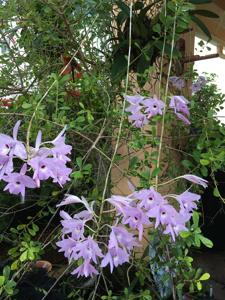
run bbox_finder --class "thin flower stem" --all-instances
[96,2,133,234]
[155,4,177,190]
[158,0,167,100]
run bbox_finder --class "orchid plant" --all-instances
[54,85,208,278]
[0,0,215,299]
[0,122,72,201]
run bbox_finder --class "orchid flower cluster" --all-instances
[125,94,190,127]
[0,121,72,200]
[169,75,207,93]
[56,174,207,278]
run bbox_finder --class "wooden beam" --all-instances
[183,53,219,63]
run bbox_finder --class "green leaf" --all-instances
[192,211,199,228]
[27,249,35,260]
[200,166,208,177]
[3,266,10,280]
[28,228,36,236]
[32,223,39,232]
[199,235,213,248]
[152,23,161,34]
[213,187,220,197]
[22,102,32,109]
[0,276,5,287]
[20,251,28,262]
[11,260,19,271]
[195,234,201,247]
[190,15,211,40]
[192,9,219,18]
[180,231,191,238]
[129,156,139,169]
[71,170,83,180]
[200,159,210,166]
[76,157,82,168]
[199,273,210,281]
[151,167,160,178]
[196,281,202,291]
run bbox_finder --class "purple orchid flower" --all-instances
[128,112,149,128]
[3,164,36,199]
[51,159,72,186]
[122,206,151,240]
[72,236,103,263]
[51,136,72,163]
[142,96,164,118]
[28,155,56,187]
[56,237,77,259]
[124,94,144,106]
[169,76,185,90]
[101,247,129,273]
[175,190,201,213]
[125,95,143,115]
[107,195,134,216]
[28,156,71,187]
[181,174,208,188]
[0,121,27,159]
[169,96,190,125]
[134,187,164,211]
[57,194,94,214]
[163,215,188,241]
[29,130,51,158]
[0,155,13,179]
[109,226,138,251]
[147,201,178,228]
[71,260,98,277]
[59,210,85,240]
[191,76,207,93]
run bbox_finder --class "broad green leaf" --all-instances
[20,251,28,262]
[213,187,220,197]
[180,231,191,238]
[0,276,5,286]
[11,260,19,271]
[22,102,32,109]
[3,266,10,280]
[200,166,208,177]
[194,234,201,247]
[199,235,213,248]
[71,170,83,180]
[192,211,199,228]
[76,157,82,168]
[199,273,210,281]
[200,159,210,166]
[196,281,202,291]
[28,228,36,236]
